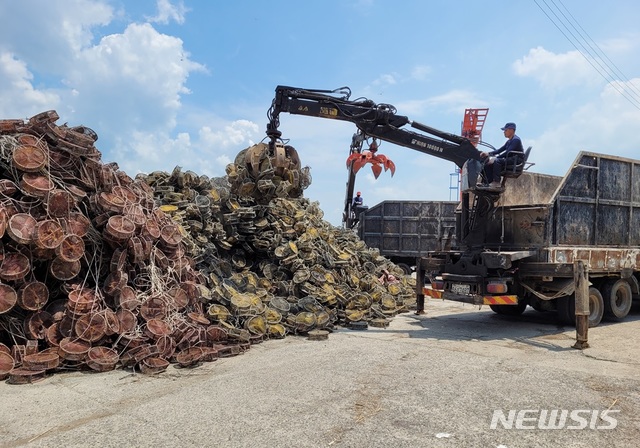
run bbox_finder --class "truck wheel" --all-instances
[602,279,633,319]
[556,287,604,327]
[489,301,527,316]
[397,263,412,275]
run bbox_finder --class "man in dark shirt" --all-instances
[353,191,363,207]
[479,122,524,191]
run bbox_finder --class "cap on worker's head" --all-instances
[356,191,361,195]
[501,122,516,131]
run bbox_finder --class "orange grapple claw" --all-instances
[345,150,396,179]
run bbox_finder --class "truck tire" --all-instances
[602,279,632,319]
[396,263,412,275]
[489,301,527,316]
[556,287,604,327]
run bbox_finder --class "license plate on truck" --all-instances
[450,283,470,295]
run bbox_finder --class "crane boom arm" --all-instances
[266,86,482,168]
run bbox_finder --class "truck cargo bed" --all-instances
[358,201,457,263]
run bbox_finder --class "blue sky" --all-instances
[1,0,640,225]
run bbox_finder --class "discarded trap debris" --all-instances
[0,112,415,384]
[307,329,329,341]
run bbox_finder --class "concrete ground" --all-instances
[2,299,639,448]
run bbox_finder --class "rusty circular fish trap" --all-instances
[140,296,168,321]
[0,283,18,314]
[58,337,91,362]
[86,346,119,372]
[112,185,139,204]
[99,308,120,336]
[45,189,75,217]
[109,248,127,272]
[144,318,172,340]
[66,212,91,238]
[49,257,81,281]
[66,287,100,315]
[205,325,228,343]
[167,285,189,310]
[269,297,291,316]
[155,334,176,359]
[0,252,31,282]
[200,347,219,362]
[74,312,107,343]
[7,367,48,384]
[45,323,63,346]
[12,144,48,172]
[174,346,204,368]
[139,357,170,375]
[22,351,60,371]
[56,234,85,262]
[34,219,65,249]
[97,192,126,214]
[123,203,146,229]
[0,178,18,197]
[116,286,141,311]
[18,281,49,312]
[187,312,210,326]
[159,223,182,249]
[120,344,156,368]
[115,308,137,334]
[7,213,37,245]
[57,315,75,338]
[104,215,135,242]
[20,173,55,197]
[132,236,151,263]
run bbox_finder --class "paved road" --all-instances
[2,300,640,448]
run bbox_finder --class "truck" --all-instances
[257,85,638,327]
[356,200,458,275]
[420,151,640,327]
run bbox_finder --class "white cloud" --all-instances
[0,52,61,117]
[52,21,208,164]
[512,46,597,89]
[112,118,260,178]
[147,0,188,25]
[0,1,113,73]
[198,120,259,149]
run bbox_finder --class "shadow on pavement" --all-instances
[353,301,640,352]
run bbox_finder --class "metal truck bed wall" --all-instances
[484,151,640,257]
[359,201,458,257]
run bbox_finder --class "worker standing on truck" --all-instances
[350,192,365,228]
[353,191,363,207]
[479,122,524,191]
